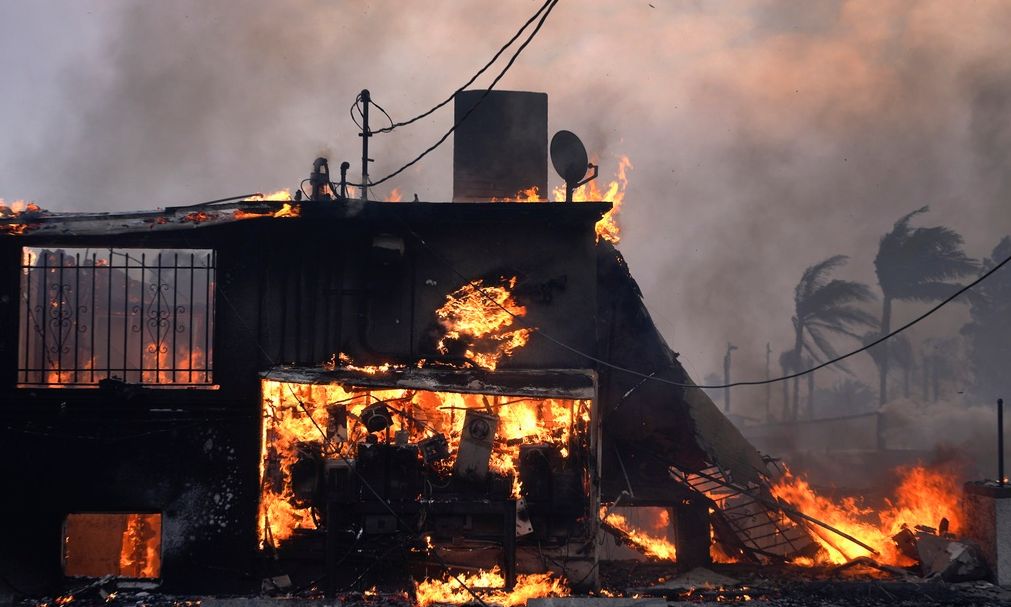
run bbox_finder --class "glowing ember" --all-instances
[602,509,677,561]
[771,465,963,565]
[552,156,632,244]
[258,379,590,546]
[435,276,532,371]
[182,211,212,223]
[415,566,569,607]
[0,198,43,235]
[325,352,403,375]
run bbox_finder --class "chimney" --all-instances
[453,90,548,202]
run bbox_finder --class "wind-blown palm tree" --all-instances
[873,207,978,405]
[788,255,878,420]
[863,332,913,400]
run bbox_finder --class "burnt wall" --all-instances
[0,201,605,595]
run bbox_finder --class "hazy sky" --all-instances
[2,1,1010,417]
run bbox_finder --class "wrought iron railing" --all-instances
[18,247,215,386]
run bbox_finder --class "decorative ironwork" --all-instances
[18,247,215,386]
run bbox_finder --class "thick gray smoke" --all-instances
[2,1,1010,430]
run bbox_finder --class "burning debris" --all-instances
[415,567,570,607]
[600,510,677,562]
[770,465,964,567]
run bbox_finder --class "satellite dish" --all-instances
[550,130,589,184]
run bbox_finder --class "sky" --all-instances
[2,0,1010,420]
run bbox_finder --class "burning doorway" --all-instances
[258,366,600,590]
[62,513,162,579]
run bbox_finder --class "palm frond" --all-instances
[796,255,849,307]
[898,281,966,303]
[806,326,852,375]
[812,304,879,330]
[798,279,876,320]
[807,320,866,341]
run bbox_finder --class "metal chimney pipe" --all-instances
[999,397,1005,486]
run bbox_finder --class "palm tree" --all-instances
[863,332,914,400]
[789,255,878,420]
[778,350,794,420]
[873,207,978,405]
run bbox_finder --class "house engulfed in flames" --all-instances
[0,91,825,597]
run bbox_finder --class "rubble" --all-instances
[915,532,989,582]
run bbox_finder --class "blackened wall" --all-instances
[0,201,605,595]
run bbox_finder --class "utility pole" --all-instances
[723,342,737,414]
[359,89,371,201]
[765,342,771,422]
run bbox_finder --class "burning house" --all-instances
[0,91,1003,602]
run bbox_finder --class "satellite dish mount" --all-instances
[550,130,598,203]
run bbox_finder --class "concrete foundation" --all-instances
[962,481,1011,587]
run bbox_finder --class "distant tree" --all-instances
[863,332,914,400]
[778,350,793,421]
[873,207,978,405]
[812,379,876,417]
[789,256,878,421]
[962,236,1011,400]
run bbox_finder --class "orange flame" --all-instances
[234,191,299,220]
[117,513,162,578]
[491,187,544,202]
[385,188,403,202]
[552,156,632,244]
[415,566,569,607]
[602,509,677,561]
[771,465,963,565]
[244,190,293,202]
[435,277,532,371]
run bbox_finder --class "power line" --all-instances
[396,217,1011,390]
[356,0,561,189]
[371,0,555,135]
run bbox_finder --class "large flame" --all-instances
[258,378,590,546]
[771,465,963,565]
[602,509,677,561]
[552,156,632,244]
[435,276,532,371]
[415,566,569,607]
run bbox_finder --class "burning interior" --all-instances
[257,366,598,590]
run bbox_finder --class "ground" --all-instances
[9,562,1011,607]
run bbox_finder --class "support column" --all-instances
[674,496,711,569]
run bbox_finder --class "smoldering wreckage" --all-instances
[1,91,1009,607]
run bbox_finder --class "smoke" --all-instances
[2,1,1011,426]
